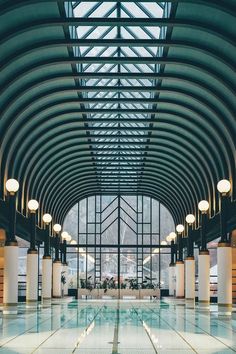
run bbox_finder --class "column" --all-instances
[198,250,210,308]
[26,250,38,304]
[26,201,39,304]
[63,264,68,296]
[198,202,210,309]
[169,264,175,296]
[53,261,62,298]
[217,243,232,314]
[42,215,52,300]
[217,187,232,315]
[185,218,195,302]
[176,261,184,298]
[53,227,62,298]
[42,256,52,299]
[3,243,18,314]
[176,229,184,298]
[169,240,175,296]
[62,239,68,296]
[185,257,195,300]
[4,180,19,314]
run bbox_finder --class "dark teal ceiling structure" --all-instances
[0,0,235,227]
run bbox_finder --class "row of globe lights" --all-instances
[57,179,230,263]
[40,216,88,254]
[41,215,88,257]
[6,178,231,245]
[6,179,76,244]
[165,179,231,242]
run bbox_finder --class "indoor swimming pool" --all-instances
[0,300,235,354]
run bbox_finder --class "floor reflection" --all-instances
[0,299,235,353]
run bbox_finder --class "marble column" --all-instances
[176,261,185,298]
[3,243,18,314]
[198,250,210,309]
[185,257,195,300]
[169,263,175,296]
[26,250,38,303]
[53,261,63,298]
[42,256,52,300]
[217,243,232,314]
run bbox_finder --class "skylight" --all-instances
[65,1,171,192]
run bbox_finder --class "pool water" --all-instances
[0,299,235,353]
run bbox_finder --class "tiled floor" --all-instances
[0,299,235,354]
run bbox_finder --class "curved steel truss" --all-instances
[0,0,235,225]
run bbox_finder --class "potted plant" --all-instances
[102,278,109,294]
[127,278,139,290]
[86,275,94,292]
[79,276,94,299]
[121,282,127,289]
[61,271,66,298]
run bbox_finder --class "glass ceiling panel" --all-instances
[66,1,170,191]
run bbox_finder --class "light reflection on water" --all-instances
[0,300,235,354]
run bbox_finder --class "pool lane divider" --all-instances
[112,301,120,354]
[31,303,101,353]
[72,304,104,353]
[132,305,158,354]
[166,304,236,351]
[143,303,198,354]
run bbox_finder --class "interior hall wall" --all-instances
[231,230,236,304]
[0,229,6,304]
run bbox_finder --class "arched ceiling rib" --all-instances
[0,0,235,225]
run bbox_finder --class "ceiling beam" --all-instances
[19,108,162,115]
[20,38,198,47]
[2,17,232,46]
[16,86,172,93]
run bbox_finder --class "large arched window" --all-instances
[64,195,174,290]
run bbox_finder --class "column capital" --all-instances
[27,249,38,254]
[199,250,209,255]
[43,255,52,259]
[5,240,18,246]
[53,259,61,264]
[218,242,231,247]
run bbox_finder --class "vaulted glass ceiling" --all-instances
[66,1,171,192]
[0,1,235,226]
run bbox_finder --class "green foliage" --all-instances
[61,271,66,285]
[102,277,116,293]
[80,276,93,291]
[126,278,139,290]
[121,282,127,289]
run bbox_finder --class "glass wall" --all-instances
[63,195,175,290]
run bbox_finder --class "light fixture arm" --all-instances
[187,223,194,257]
[54,233,61,261]
[220,194,228,243]
[177,232,183,261]
[29,212,37,252]
[200,212,207,251]
[44,223,51,257]
[170,240,175,264]
[63,239,67,264]
[7,193,17,245]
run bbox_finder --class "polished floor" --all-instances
[0,299,235,354]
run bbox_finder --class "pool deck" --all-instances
[0,299,235,354]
